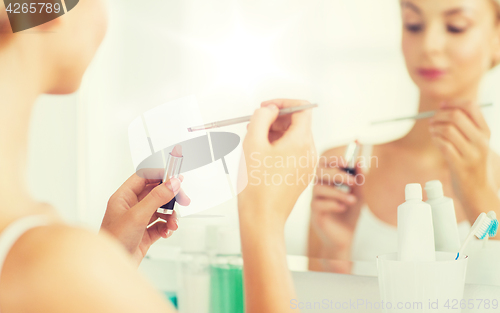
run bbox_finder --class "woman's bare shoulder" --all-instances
[1,224,173,313]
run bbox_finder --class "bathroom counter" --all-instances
[140,248,500,313]
[293,270,500,313]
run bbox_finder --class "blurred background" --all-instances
[27,0,500,256]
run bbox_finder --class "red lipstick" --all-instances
[418,68,446,80]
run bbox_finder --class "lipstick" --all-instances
[337,140,361,193]
[157,145,183,214]
[418,68,446,80]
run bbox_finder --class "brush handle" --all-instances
[483,234,489,248]
[456,232,474,260]
[371,103,493,125]
[188,103,318,131]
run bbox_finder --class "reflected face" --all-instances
[401,0,500,99]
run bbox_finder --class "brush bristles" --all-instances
[475,217,492,240]
[489,220,499,237]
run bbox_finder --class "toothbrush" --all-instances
[483,211,499,248]
[455,213,493,260]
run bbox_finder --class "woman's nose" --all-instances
[422,22,446,57]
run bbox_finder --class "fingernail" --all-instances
[165,177,181,193]
[166,230,173,237]
[348,195,357,203]
[175,218,179,227]
[266,104,279,111]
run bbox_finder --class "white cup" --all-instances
[377,252,468,313]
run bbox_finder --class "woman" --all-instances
[0,0,316,311]
[309,0,500,266]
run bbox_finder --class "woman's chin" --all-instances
[415,81,460,100]
[45,78,82,95]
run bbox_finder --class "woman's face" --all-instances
[401,0,500,99]
[47,0,108,94]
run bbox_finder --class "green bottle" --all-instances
[209,228,244,313]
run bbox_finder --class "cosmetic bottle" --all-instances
[397,183,436,261]
[424,180,461,253]
[178,227,210,313]
[209,228,244,313]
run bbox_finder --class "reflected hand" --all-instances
[430,100,500,221]
[310,152,365,260]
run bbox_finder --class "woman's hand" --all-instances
[101,173,190,266]
[237,99,316,313]
[309,150,365,261]
[238,99,317,229]
[430,100,500,222]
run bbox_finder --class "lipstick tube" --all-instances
[157,152,183,214]
[337,140,361,193]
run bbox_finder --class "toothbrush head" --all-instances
[487,211,498,237]
[471,213,493,240]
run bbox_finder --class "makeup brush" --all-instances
[371,103,493,125]
[187,103,318,132]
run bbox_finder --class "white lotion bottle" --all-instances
[425,180,461,253]
[398,183,436,261]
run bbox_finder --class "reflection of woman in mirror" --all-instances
[309,0,500,269]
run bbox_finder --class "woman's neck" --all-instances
[0,46,46,217]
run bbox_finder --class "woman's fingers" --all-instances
[430,123,470,157]
[313,184,357,205]
[261,101,291,132]
[175,188,191,206]
[431,108,482,143]
[247,105,280,143]
[137,183,157,202]
[148,210,179,241]
[164,210,179,231]
[311,198,348,214]
[261,99,313,142]
[431,135,461,164]
[128,178,181,226]
[147,221,171,241]
[441,101,490,134]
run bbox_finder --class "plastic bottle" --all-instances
[424,180,461,253]
[178,226,210,313]
[397,183,436,261]
[209,228,244,313]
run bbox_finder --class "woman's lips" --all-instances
[418,68,447,80]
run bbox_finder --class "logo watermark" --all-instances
[3,0,79,33]
[290,298,499,311]
[248,151,378,187]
